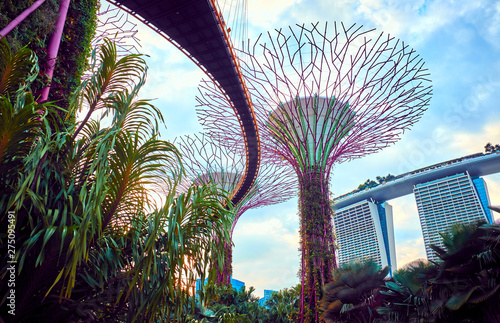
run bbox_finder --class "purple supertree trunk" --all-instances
[197,22,432,321]
[39,0,71,102]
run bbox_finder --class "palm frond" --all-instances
[102,129,181,230]
[0,37,39,98]
[71,38,147,139]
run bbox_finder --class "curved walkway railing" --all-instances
[108,0,261,206]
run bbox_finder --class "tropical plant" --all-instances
[428,221,500,322]
[66,183,233,322]
[199,285,269,322]
[211,286,258,312]
[484,142,500,153]
[265,284,300,322]
[378,260,439,322]
[193,284,303,322]
[379,221,500,323]
[218,312,252,323]
[357,179,378,191]
[320,259,389,323]
[0,38,50,211]
[0,39,233,322]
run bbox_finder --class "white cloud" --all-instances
[395,237,427,268]
[450,118,500,153]
[246,0,303,30]
[389,195,427,268]
[354,0,494,46]
[142,67,204,101]
[391,196,419,232]
[232,204,300,297]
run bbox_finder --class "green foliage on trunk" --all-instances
[299,171,336,321]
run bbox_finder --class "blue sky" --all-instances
[103,0,500,297]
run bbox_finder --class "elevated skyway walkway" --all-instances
[108,0,260,206]
[333,152,500,210]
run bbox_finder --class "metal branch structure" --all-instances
[176,134,297,286]
[93,4,140,56]
[198,22,432,321]
[108,0,261,208]
[81,5,141,81]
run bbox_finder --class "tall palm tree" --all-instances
[320,259,389,323]
[0,39,233,322]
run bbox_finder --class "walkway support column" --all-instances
[39,0,71,102]
[0,0,47,38]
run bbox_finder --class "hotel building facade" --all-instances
[333,199,397,274]
[414,172,493,261]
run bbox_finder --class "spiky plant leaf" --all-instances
[0,37,38,98]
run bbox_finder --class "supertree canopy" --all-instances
[197,22,432,322]
[92,4,140,57]
[175,134,297,286]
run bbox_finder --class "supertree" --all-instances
[197,22,432,321]
[175,134,297,286]
[92,4,140,56]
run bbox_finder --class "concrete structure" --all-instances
[334,200,396,274]
[332,152,499,263]
[414,172,493,261]
[333,152,500,210]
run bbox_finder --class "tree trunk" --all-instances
[215,239,232,287]
[298,170,336,322]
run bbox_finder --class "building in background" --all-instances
[230,278,245,291]
[334,199,397,274]
[332,152,500,265]
[196,277,245,293]
[259,289,277,307]
[414,172,493,261]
